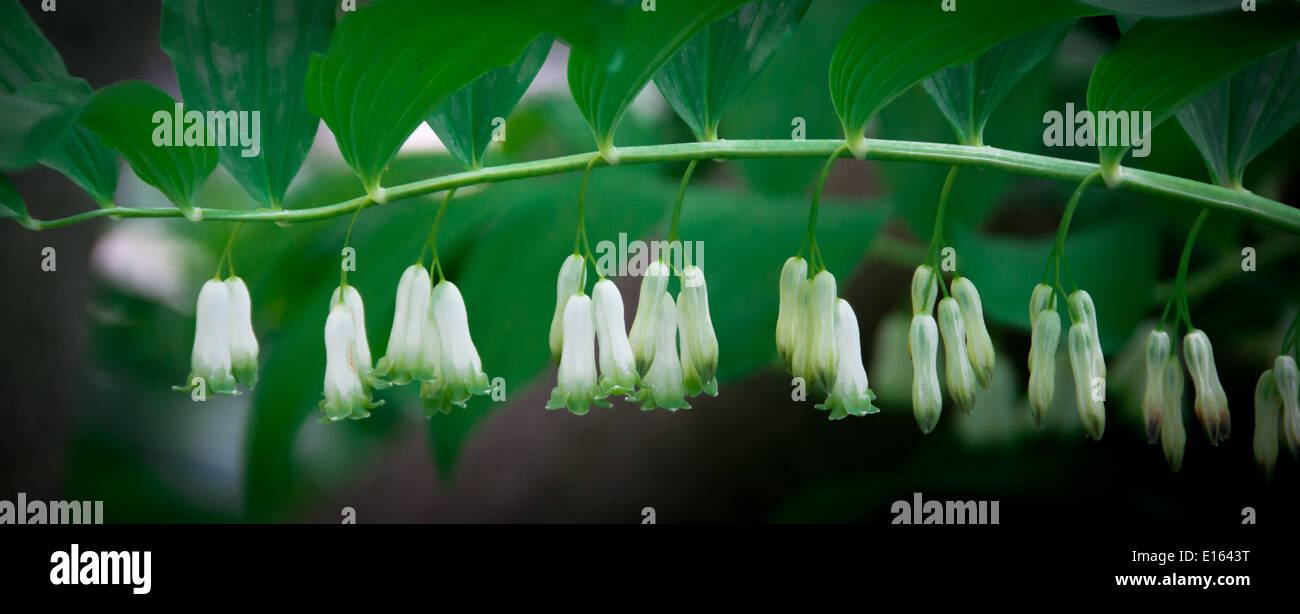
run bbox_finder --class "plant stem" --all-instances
[339,201,364,289]
[1172,209,1211,331]
[665,159,698,244]
[427,187,458,282]
[215,221,244,279]
[801,144,849,272]
[20,139,1300,235]
[575,154,600,287]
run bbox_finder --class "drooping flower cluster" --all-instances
[1138,329,1188,471]
[320,293,382,422]
[905,265,994,432]
[546,254,719,414]
[176,276,259,397]
[777,257,878,420]
[1066,290,1106,440]
[1252,355,1299,478]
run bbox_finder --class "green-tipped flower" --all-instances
[815,299,879,419]
[792,270,838,392]
[549,253,586,362]
[1068,322,1105,440]
[546,294,609,415]
[909,313,942,433]
[629,293,690,411]
[1028,307,1061,429]
[1275,355,1299,459]
[1183,329,1229,445]
[1254,369,1281,479]
[178,279,238,396]
[1067,290,1105,378]
[376,264,433,385]
[938,297,978,413]
[420,280,491,414]
[319,302,382,422]
[225,276,259,389]
[629,260,671,373]
[678,266,719,397]
[330,284,386,392]
[1160,356,1186,472]
[592,279,638,396]
[951,276,994,390]
[1141,330,1171,444]
[1028,283,1054,329]
[776,256,808,370]
[911,264,938,315]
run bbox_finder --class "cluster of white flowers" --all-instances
[905,265,994,432]
[1138,327,1237,471]
[776,257,878,420]
[547,254,718,414]
[175,276,259,397]
[1252,355,1298,478]
[1026,283,1108,440]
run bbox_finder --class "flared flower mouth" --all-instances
[546,294,608,415]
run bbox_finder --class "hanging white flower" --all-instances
[421,279,491,414]
[376,265,434,385]
[1160,356,1186,472]
[938,297,978,413]
[1254,369,1281,479]
[177,279,238,396]
[1141,330,1171,444]
[1027,307,1060,429]
[319,302,382,422]
[1273,355,1299,459]
[1068,321,1106,440]
[950,277,994,390]
[776,256,808,370]
[224,276,259,389]
[792,270,837,391]
[629,292,690,411]
[592,279,638,396]
[815,299,878,419]
[678,265,719,397]
[629,260,671,373]
[1183,329,1229,445]
[549,253,586,362]
[546,294,608,414]
[909,313,942,433]
[330,284,385,392]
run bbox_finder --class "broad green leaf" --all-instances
[1175,44,1300,189]
[921,21,1074,146]
[653,0,811,141]
[0,0,118,207]
[0,78,86,168]
[426,35,552,170]
[161,0,335,209]
[1087,5,1300,186]
[567,0,749,163]
[1077,0,1239,16]
[829,0,1094,158]
[0,172,28,222]
[79,80,218,220]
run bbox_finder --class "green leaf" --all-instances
[161,0,335,209]
[829,0,1095,158]
[921,21,1074,146]
[1076,0,1238,16]
[1087,5,1300,186]
[566,0,749,163]
[79,80,218,220]
[0,78,86,168]
[1174,44,1300,189]
[426,35,552,170]
[0,0,69,88]
[653,0,811,142]
[0,172,29,222]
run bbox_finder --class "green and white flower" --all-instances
[1067,290,1105,378]
[178,279,238,396]
[1254,369,1281,479]
[1183,329,1229,445]
[1141,330,1171,444]
[330,284,385,392]
[592,279,639,396]
[909,313,942,433]
[1160,356,1186,472]
[376,264,433,385]
[319,301,382,422]
[1068,321,1106,440]
[950,277,994,390]
[549,253,586,362]
[546,294,608,415]
[776,256,808,371]
[225,276,259,390]
[1027,307,1060,429]
[420,280,491,414]
[678,265,718,397]
[1274,355,1299,459]
[910,264,938,315]
[815,299,878,420]
[629,260,671,373]
[792,270,838,392]
[629,292,690,411]
[938,297,977,413]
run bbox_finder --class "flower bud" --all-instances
[951,276,995,389]
[224,276,259,390]
[549,254,586,362]
[545,295,608,415]
[1028,283,1054,329]
[678,266,719,397]
[1068,323,1105,440]
[815,299,879,419]
[793,270,838,391]
[910,264,938,315]
[629,293,690,411]
[1274,355,1300,459]
[319,303,382,422]
[629,260,671,373]
[376,265,433,385]
[938,297,977,413]
[592,279,639,396]
[1254,369,1281,479]
[1027,308,1061,429]
[1160,357,1186,472]
[776,256,808,370]
[179,279,238,396]
[1067,290,1105,378]
[1141,330,1171,444]
[420,280,491,414]
[909,314,942,433]
[1183,329,1229,445]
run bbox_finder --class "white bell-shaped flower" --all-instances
[629,292,690,411]
[1068,322,1106,440]
[421,279,491,414]
[1254,369,1281,479]
[1274,355,1299,459]
[329,284,385,392]
[938,297,978,413]
[629,260,671,373]
[224,276,259,389]
[592,279,638,395]
[792,270,837,392]
[1027,307,1060,429]
[950,277,994,390]
[178,279,238,396]
[376,264,433,385]
[549,253,586,362]
[776,256,808,370]
[1141,330,1171,444]
[546,294,609,415]
[815,299,878,419]
[678,265,719,397]
[319,302,382,422]
[1183,329,1230,445]
[1160,356,1186,472]
[909,313,942,433]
